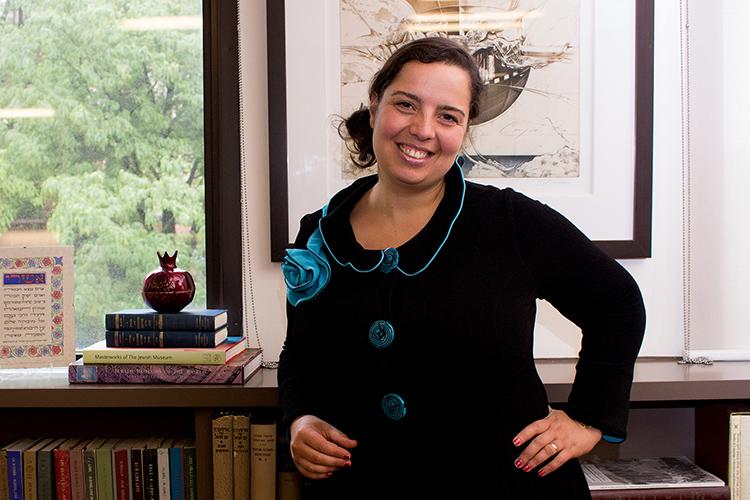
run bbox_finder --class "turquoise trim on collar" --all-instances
[318,158,466,276]
[602,434,625,443]
[395,165,466,277]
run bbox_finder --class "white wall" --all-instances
[238,1,734,362]
[686,1,750,355]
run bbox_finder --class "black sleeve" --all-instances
[277,210,323,432]
[507,190,646,441]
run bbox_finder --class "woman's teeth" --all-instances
[399,145,430,159]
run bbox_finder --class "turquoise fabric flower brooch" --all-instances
[282,227,331,306]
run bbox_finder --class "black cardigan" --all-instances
[278,164,646,499]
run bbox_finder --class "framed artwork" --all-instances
[267,0,653,261]
[0,246,75,368]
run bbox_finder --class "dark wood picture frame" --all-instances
[267,0,654,261]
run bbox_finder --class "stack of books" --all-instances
[0,436,197,500]
[69,309,262,385]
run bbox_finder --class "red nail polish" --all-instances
[345,461,352,467]
[523,465,532,472]
[513,438,521,446]
[538,469,546,477]
[514,459,523,468]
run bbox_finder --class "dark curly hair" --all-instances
[338,37,483,168]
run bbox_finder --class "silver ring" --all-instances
[549,442,559,452]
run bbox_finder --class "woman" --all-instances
[278,37,645,499]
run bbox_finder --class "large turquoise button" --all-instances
[369,320,394,349]
[382,393,406,421]
[379,248,399,273]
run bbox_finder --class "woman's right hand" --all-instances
[289,415,358,479]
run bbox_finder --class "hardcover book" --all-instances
[156,439,170,500]
[182,440,197,500]
[81,337,247,365]
[232,415,250,500]
[69,347,262,384]
[212,415,233,500]
[129,437,150,500]
[24,438,54,500]
[0,448,8,500]
[582,456,725,491]
[729,412,750,500]
[167,438,187,500]
[250,422,277,500]
[54,437,82,500]
[141,438,163,500]
[111,439,133,500]
[94,437,118,500]
[590,486,730,499]
[105,327,228,348]
[3,438,41,500]
[37,438,67,500]
[69,438,93,500]
[104,309,228,332]
[84,437,108,500]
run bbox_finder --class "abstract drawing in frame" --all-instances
[339,0,581,180]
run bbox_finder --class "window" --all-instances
[0,0,241,348]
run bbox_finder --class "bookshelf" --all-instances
[0,358,748,498]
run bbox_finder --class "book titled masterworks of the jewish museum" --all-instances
[69,347,262,384]
[81,336,247,365]
[0,246,75,367]
[582,456,725,491]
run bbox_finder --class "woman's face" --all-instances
[369,61,471,190]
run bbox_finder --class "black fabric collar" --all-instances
[318,161,466,276]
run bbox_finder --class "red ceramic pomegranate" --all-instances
[142,251,196,313]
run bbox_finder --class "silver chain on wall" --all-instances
[678,0,711,365]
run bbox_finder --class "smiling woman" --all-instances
[278,37,645,499]
[0,0,243,348]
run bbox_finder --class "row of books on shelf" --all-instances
[69,309,263,385]
[0,436,196,500]
[211,413,302,500]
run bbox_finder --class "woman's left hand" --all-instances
[512,408,602,477]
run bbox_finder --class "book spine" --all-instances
[95,448,114,500]
[590,488,730,499]
[232,416,250,500]
[83,450,98,500]
[181,445,196,500]
[105,330,221,348]
[23,448,37,500]
[54,448,73,500]
[130,448,144,500]
[156,447,169,500]
[69,447,86,500]
[82,349,229,366]
[6,451,22,500]
[250,423,277,500]
[36,450,55,500]
[212,416,234,500]
[112,450,131,500]
[141,449,158,500]
[277,471,303,500]
[68,363,246,385]
[0,451,9,500]
[104,315,216,331]
[168,447,184,500]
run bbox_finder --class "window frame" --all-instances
[203,0,243,335]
